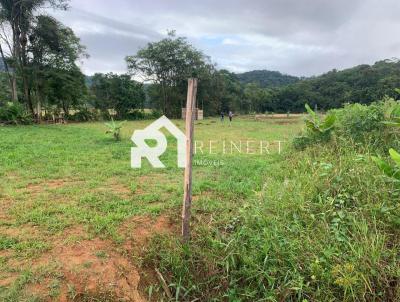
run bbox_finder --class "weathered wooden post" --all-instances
[182,78,197,242]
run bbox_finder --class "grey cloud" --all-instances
[50,0,400,76]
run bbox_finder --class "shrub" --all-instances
[372,148,400,183]
[293,104,336,150]
[332,102,385,142]
[68,108,98,122]
[124,110,146,120]
[104,118,125,141]
[0,102,32,125]
[124,109,163,120]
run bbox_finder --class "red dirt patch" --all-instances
[0,274,18,287]
[30,238,145,302]
[22,179,82,195]
[0,198,14,221]
[121,215,177,250]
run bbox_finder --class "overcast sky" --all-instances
[51,0,400,77]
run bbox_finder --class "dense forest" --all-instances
[236,69,300,88]
[1,0,400,123]
[267,59,400,112]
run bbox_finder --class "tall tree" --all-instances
[126,31,212,117]
[0,0,69,114]
[29,14,87,120]
[91,73,145,118]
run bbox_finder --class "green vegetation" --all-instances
[293,104,336,149]
[0,99,399,300]
[90,73,145,119]
[0,0,87,117]
[3,2,400,123]
[1,2,400,300]
[143,100,400,301]
[104,118,125,141]
[0,117,298,300]
[372,148,400,182]
[237,69,300,88]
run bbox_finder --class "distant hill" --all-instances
[236,70,300,88]
[267,59,400,113]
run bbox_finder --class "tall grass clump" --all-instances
[145,99,400,301]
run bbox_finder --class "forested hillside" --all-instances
[239,59,400,113]
[236,69,300,87]
[271,59,400,112]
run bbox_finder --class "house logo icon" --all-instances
[131,116,186,168]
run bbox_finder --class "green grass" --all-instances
[0,114,398,301]
[0,116,301,300]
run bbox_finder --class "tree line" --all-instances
[1,2,400,123]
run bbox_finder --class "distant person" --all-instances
[229,111,233,123]
[220,111,224,122]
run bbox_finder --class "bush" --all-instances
[68,108,98,122]
[332,102,385,142]
[293,104,336,150]
[123,109,163,120]
[124,110,146,120]
[293,101,399,151]
[0,102,32,125]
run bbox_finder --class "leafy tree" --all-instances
[44,66,87,116]
[28,15,87,119]
[0,0,72,115]
[91,73,145,118]
[126,31,212,117]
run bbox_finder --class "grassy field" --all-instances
[0,116,302,301]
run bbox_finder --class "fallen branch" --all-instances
[155,268,173,299]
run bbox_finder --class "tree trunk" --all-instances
[20,31,34,116]
[0,44,18,102]
[161,82,168,116]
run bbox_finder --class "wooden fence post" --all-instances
[182,78,197,242]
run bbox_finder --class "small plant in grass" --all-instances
[293,103,336,149]
[304,103,336,137]
[104,118,125,141]
[372,148,400,182]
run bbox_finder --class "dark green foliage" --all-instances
[0,102,32,124]
[126,31,214,118]
[0,72,10,102]
[270,59,400,112]
[124,109,162,120]
[44,67,88,116]
[68,108,98,122]
[91,73,145,119]
[237,69,300,88]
